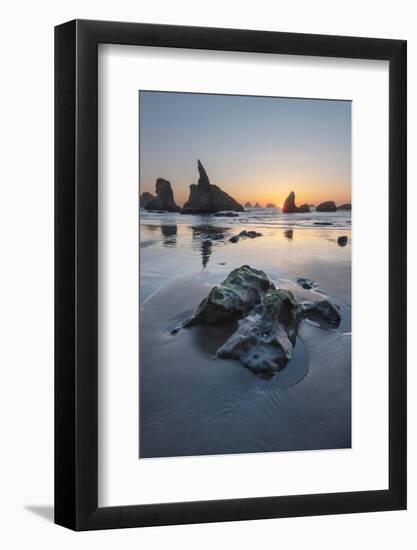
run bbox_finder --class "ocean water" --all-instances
[139,207,351,458]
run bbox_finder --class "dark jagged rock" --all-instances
[297,277,315,290]
[337,236,348,246]
[300,299,341,328]
[217,292,341,374]
[182,160,244,214]
[316,201,337,212]
[282,192,297,213]
[229,230,262,243]
[284,229,293,239]
[182,266,342,374]
[140,191,155,208]
[266,203,277,208]
[185,265,275,326]
[338,203,352,211]
[254,202,261,208]
[213,211,239,217]
[282,191,310,213]
[217,289,300,373]
[244,201,253,208]
[239,230,262,238]
[145,178,181,212]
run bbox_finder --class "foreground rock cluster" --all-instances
[183,265,341,375]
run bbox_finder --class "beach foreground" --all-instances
[139,208,351,458]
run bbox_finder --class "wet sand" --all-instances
[139,212,351,458]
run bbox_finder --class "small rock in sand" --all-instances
[297,277,315,290]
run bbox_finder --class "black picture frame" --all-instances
[55,19,407,531]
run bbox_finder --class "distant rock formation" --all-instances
[145,178,181,212]
[338,203,352,211]
[244,201,253,208]
[182,160,244,214]
[266,203,277,208]
[282,191,310,213]
[213,212,239,217]
[140,191,155,208]
[254,202,261,208]
[316,201,337,212]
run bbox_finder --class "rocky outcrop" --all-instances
[282,191,310,213]
[217,289,300,373]
[244,201,253,208]
[140,192,155,208]
[181,160,244,214]
[337,236,348,246]
[254,202,261,208]
[266,203,277,208]
[301,299,341,328]
[185,265,274,326]
[297,277,315,289]
[338,203,351,211]
[183,265,341,375]
[229,230,262,243]
[316,201,337,212]
[145,178,181,212]
[217,289,341,374]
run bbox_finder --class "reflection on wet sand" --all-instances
[201,240,212,268]
[161,224,177,247]
[191,225,229,240]
[191,225,230,268]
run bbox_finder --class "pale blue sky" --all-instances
[139,91,351,207]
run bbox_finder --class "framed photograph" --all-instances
[55,20,407,530]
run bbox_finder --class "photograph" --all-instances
[139,91,352,459]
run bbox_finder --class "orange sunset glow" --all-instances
[139,92,351,207]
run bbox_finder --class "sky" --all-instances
[139,91,351,207]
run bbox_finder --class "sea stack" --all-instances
[282,191,310,213]
[316,201,337,212]
[266,203,277,208]
[244,201,253,208]
[254,202,261,208]
[182,160,244,214]
[140,191,155,208]
[145,178,181,212]
[338,203,352,211]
